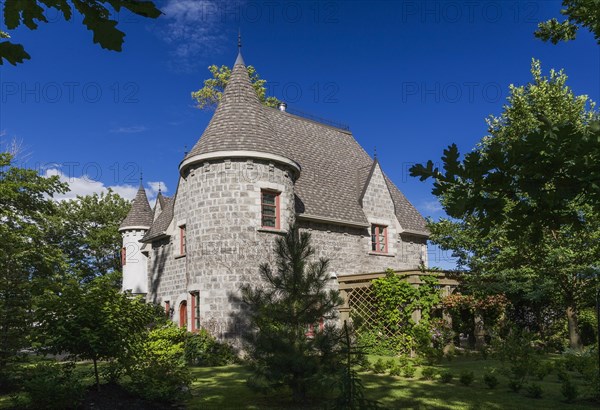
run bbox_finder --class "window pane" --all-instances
[371,225,387,252]
[261,191,279,228]
[262,206,275,216]
[262,217,276,227]
[262,193,276,205]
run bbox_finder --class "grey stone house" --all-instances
[119,50,431,337]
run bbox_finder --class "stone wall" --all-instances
[297,162,425,277]
[297,221,425,278]
[146,236,187,318]
[169,158,295,337]
[145,158,427,339]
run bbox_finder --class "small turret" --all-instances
[119,180,153,294]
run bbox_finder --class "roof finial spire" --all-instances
[234,31,245,66]
[158,182,162,194]
[139,171,143,184]
[373,146,377,160]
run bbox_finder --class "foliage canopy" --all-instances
[410,60,600,349]
[0,0,162,65]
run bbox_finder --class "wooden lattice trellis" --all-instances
[337,269,459,332]
[347,285,379,332]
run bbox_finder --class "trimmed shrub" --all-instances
[389,363,403,376]
[402,365,416,378]
[126,325,191,403]
[372,358,387,374]
[557,367,570,383]
[23,361,85,409]
[561,378,579,402]
[421,367,438,380]
[439,371,453,383]
[526,382,543,398]
[483,372,499,389]
[185,328,236,367]
[534,361,553,381]
[459,370,475,386]
[397,355,410,368]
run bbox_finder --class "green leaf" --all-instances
[0,40,31,65]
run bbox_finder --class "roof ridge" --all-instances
[265,105,352,134]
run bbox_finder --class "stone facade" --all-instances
[120,51,429,338]
[141,159,425,338]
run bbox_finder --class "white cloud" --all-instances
[148,181,168,195]
[160,0,229,71]
[110,125,147,134]
[45,168,167,205]
[422,200,443,213]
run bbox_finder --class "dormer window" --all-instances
[261,190,280,229]
[371,224,388,253]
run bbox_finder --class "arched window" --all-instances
[179,301,187,329]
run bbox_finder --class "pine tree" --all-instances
[240,224,343,403]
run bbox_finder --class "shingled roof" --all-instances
[143,50,427,239]
[119,183,153,231]
[264,108,428,233]
[142,195,174,241]
[184,51,291,161]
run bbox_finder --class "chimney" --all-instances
[278,102,287,112]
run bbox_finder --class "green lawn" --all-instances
[2,356,598,409]
[188,356,599,409]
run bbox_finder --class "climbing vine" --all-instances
[353,269,443,356]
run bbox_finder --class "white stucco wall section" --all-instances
[121,229,149,294]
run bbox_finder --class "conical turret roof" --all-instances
[119,183,153,231]
[182,51,292,168]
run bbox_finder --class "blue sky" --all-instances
[1,0,599,268]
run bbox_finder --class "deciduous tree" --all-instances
[56,190,130,283]
[0,152,67,370]
[36,272,163,389]
[410,60,600,349]
[535,0,600,45]
[191,64,282,110]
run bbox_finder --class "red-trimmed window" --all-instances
[179,301,187,329]
[190,291,200,332]
[261,190,280,229]
[371,224,388,253]
[121,247,126,266]
[180,225,186,255]
[165,301,170,318]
